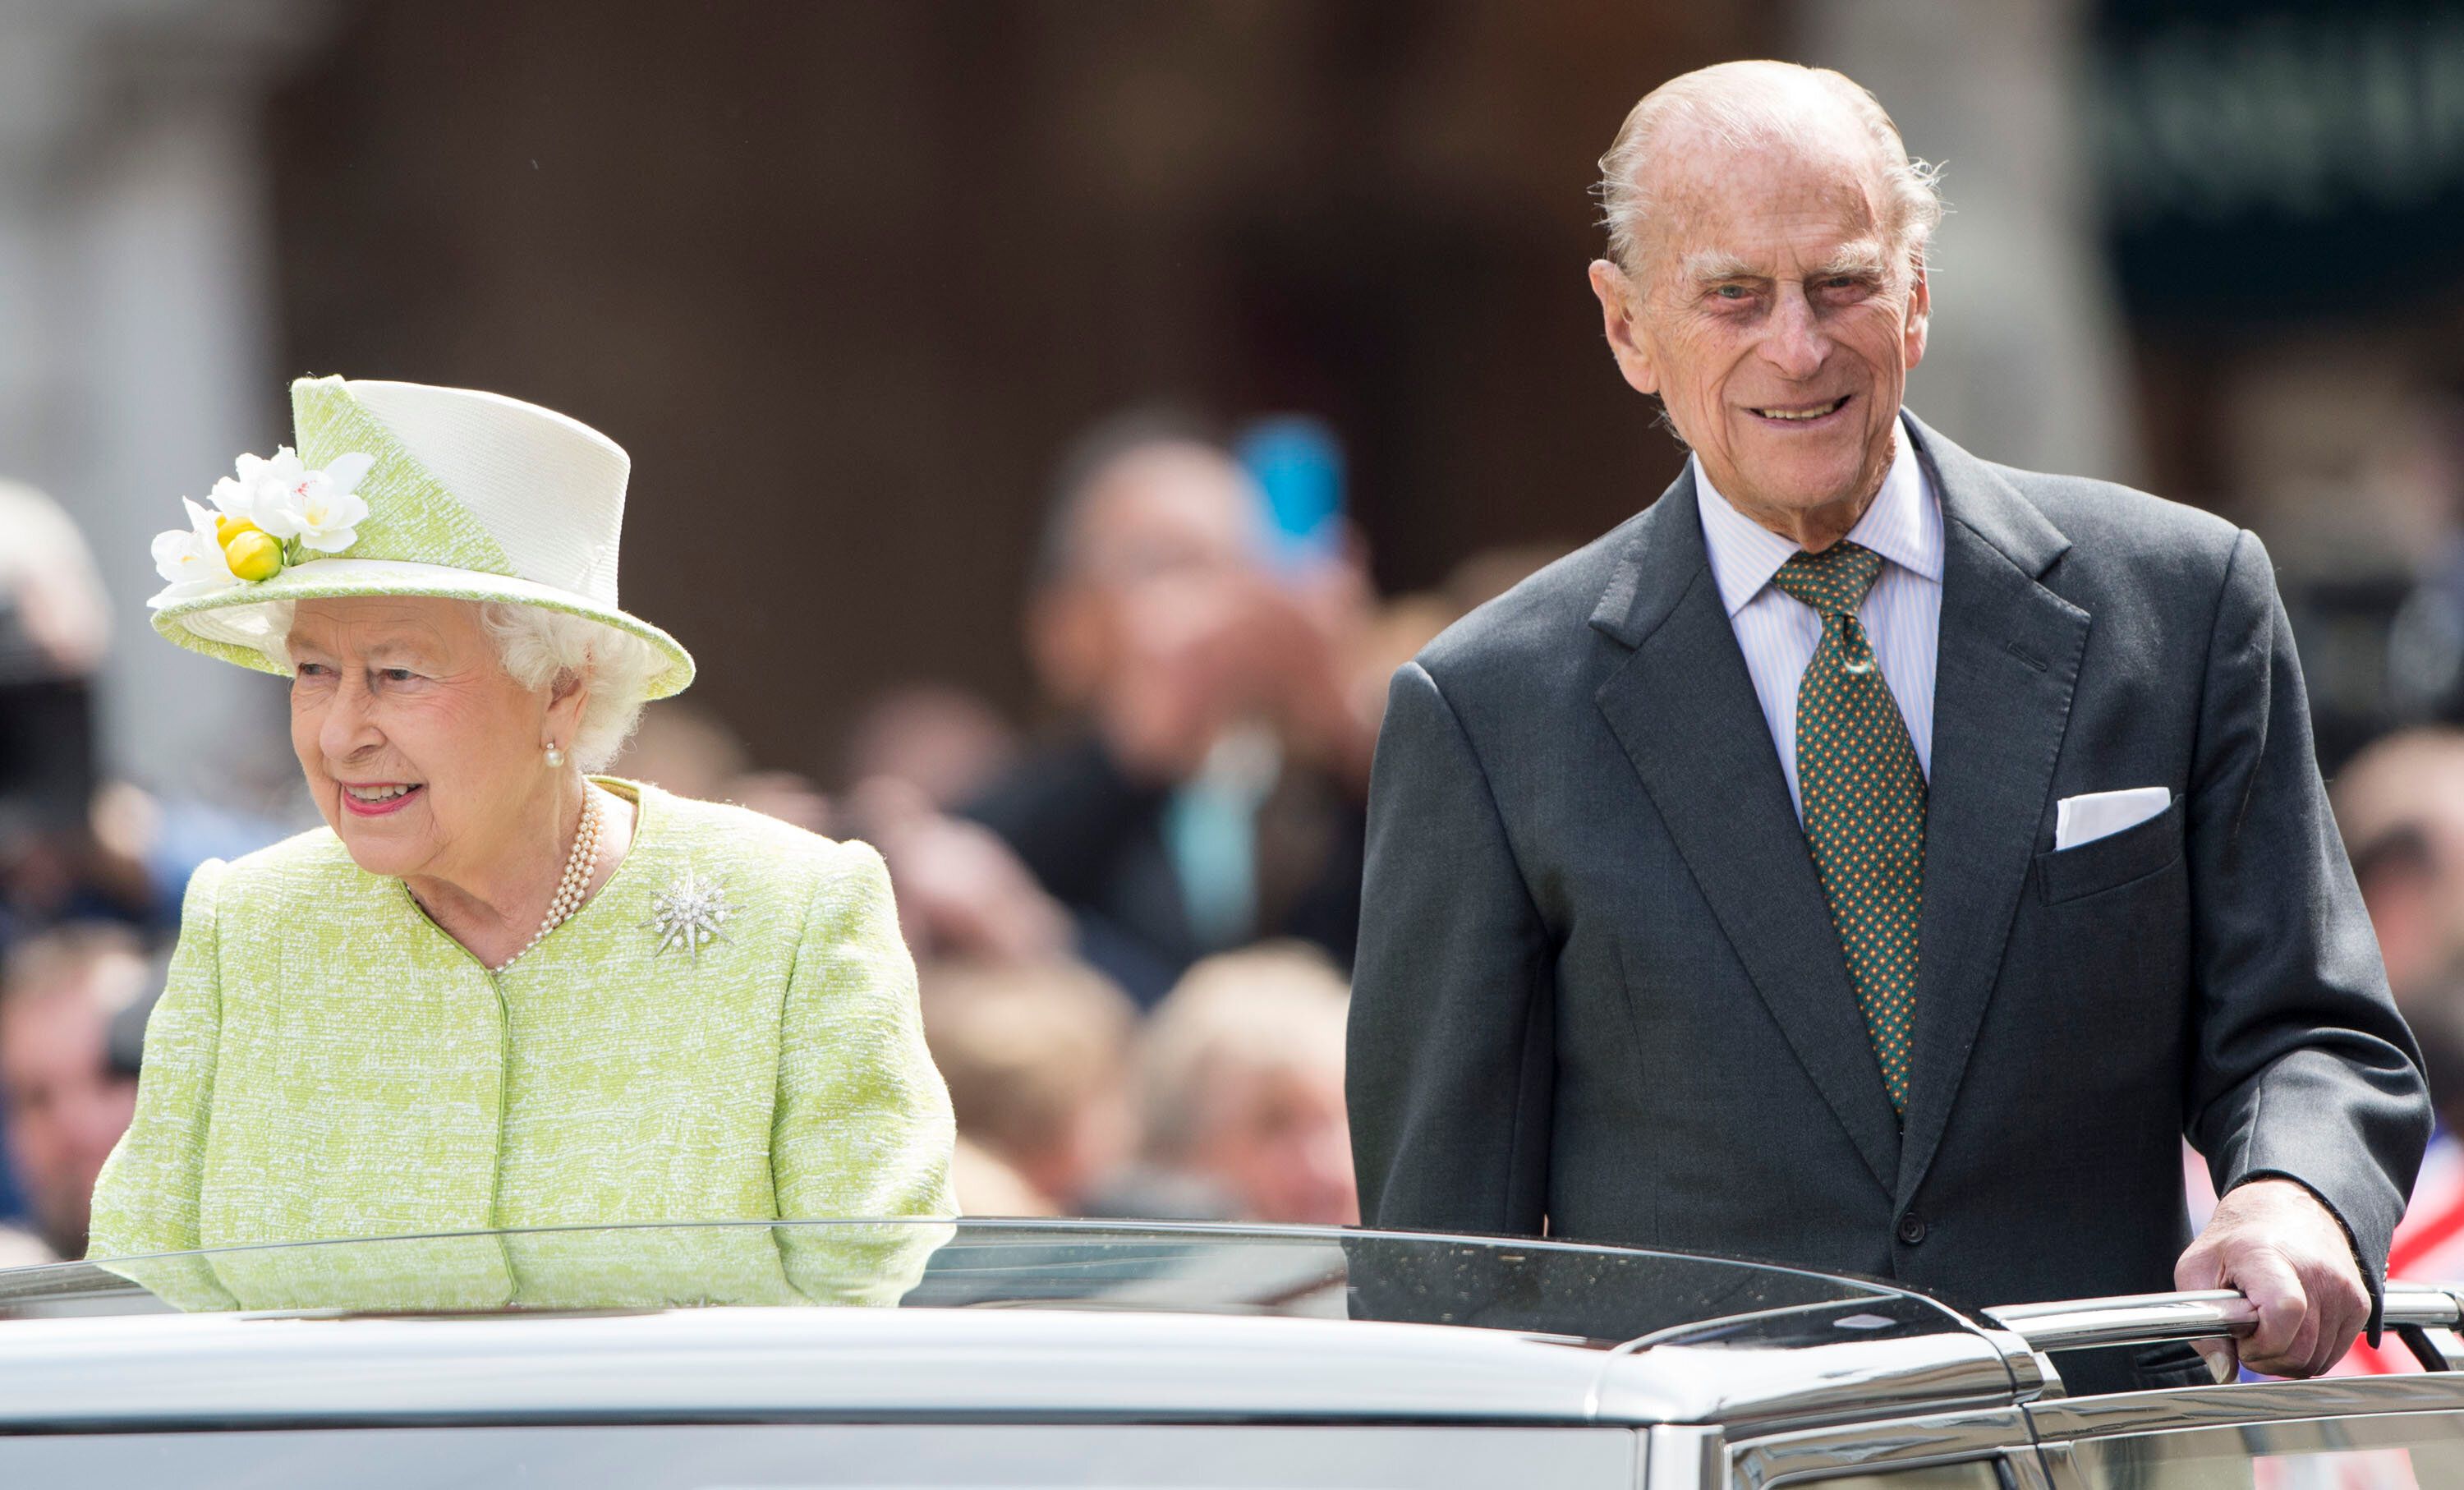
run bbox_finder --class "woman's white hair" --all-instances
[476,603,660,770]
[263,599,660,772]
[1596,61,1944,280]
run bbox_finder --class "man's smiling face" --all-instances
[1592,123,1929,538]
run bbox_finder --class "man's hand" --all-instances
[2174,1178,2370,1379]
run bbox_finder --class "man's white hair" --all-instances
[264,599,660,771]
[1597,60,1944,278]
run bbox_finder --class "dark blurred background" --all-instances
[264,2,1752,753]
[9,0,2464,1279]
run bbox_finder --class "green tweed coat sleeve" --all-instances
[774,839,958,1304]
[87,860,237,1310]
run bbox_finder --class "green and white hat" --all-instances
[147,375,693,698]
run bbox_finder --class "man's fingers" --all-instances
[2174,1244,2224,1293]
[2174,1241,2237,1380]
[2233,1253,2313,1371]
[2179,1180,2374,1378]
[2302,1270,2371,1377]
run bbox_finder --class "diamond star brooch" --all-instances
[646,867,732,959]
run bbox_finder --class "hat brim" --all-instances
[150,558,695,700]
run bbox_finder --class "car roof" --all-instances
[3,1220,2045,1433]
[0,1304,2030,1433]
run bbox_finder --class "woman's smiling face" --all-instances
[286,596,575,887]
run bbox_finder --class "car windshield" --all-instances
[6,1220,1951,1349]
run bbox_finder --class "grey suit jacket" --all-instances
[1348,415,2430,1387]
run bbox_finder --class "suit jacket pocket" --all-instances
[2036,798,2185,905]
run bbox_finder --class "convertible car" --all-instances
[4,1219,2460,1488]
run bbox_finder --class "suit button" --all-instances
[1896,1213,1928,1246]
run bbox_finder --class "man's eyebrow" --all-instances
[1680,251,1758,284]
[1812,242,1889,278]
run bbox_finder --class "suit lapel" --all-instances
[1893,416,2089,1208]
[1591,468,1903,1195]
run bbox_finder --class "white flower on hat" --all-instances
[208,448,301,536]
[147,498,239,607]
[209,447,373,554]
[290,451,372,553]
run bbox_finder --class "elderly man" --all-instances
[1346,60,2428,1393]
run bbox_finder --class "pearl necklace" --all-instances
[492,786,603,973]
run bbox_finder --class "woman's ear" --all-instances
[545,667,590,747]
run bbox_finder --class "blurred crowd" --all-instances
[0,411,1569,1253]
[612,412,1563,1226]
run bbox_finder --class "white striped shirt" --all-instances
[1692,415,1942,822]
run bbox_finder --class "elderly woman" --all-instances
[88,375,954,1310]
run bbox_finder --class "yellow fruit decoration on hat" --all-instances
[223,529,284,582]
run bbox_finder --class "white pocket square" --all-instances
[2055,787,2172,851]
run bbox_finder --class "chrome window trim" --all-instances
[1593,1333,2020,1436]
[2026,1372,2464,1442]
[1968,1327,2057,1402]
[1725,1405,2039,1490]
[1646,1424,1725,1490]
[2032,1403,2464,1490]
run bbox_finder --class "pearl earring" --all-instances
[545,743,566,769]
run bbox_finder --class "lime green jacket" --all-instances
[87,780,956,1311]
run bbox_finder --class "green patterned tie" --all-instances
[1770,541,1926,1116]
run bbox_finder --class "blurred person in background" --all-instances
[618,690,1064,967]
[963,415,1377,1005]
[846,779,1074,967]
[0,924,153,1260]
[0,481,150,944]
[1107,943,1355,1226]
[1353,545,1577,738]
[835,685,1073,967]
[843,683,1019,813]
[0,480,282,947]
[2334,729,2464,1005]
[918,957,1138,1216]
[610,699,754,805]
[615,701,834,835]
[2329,729,2464,1370]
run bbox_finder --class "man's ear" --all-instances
[1902,262,1931,373]
[1588,259,1661,398]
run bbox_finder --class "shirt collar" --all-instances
[1692,412,1943,619]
